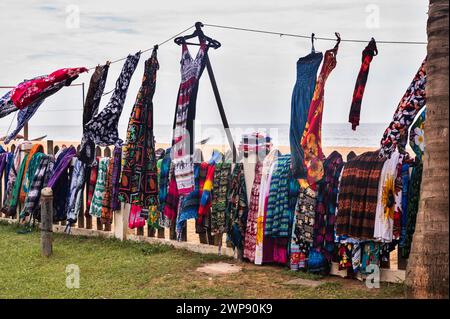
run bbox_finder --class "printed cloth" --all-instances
[52,148,74,222]
[255,149,280,265]
[89,157,110,218]
[2,154,29,216]
[19,144,44,203]
[348,38,378,130]
[176,164,201,237]
[238,133,272,160]
[171,42,208,195]
[110,146,122,211]
[300,42,339,188]
[409,108,426,161]
[158,149,172,215]
[290,51,323,179]
[79,64,109,165]
[401,162,423,258]
[47,146,76,188]
[84,53,141,147]
[337,243,353,271]
[265,155,292,238]
[243,161,263,262]
[119,49,159,217]
[374,151,403,242]
[210,161,232,235]
[360,241,381,274]
[163,164,180,226]
[0,91,18,118]
[21,155,49,220]
[101,157,115,225]
[226,163,248,251]
[399,163,410,248]
[313,151,344,263]
[85,159,99,217]
[66,158,86,225]
[380,59,427,158]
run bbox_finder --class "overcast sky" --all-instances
[0,0,427,130]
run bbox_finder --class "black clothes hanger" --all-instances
[174,22,221,49]
[311,33,316,53]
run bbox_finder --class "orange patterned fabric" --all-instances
[19,143,44,203]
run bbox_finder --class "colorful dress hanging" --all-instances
[79,64,109,165]
[380,59,427,158]
[348,38,378,131]
[171,41,208,195]
[300,41,340,188]
[84,53,141,148]
[119,49,159,225]
[210,161,232,235]
[336,150,386,239]
[290,51,323,179]
[89,157,110,218]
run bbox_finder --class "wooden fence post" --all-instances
[40,187,53,257]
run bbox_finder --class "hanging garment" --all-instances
[337,243,353,271]
[119,49,159,217]
[290,186,317,270]
[374,151,403,242]
[194,161,210,235]
[348,38,378,131]
[84,53,141,148]
[79,64,110,165]
[171,42,208,195]
[158,148,172,215]
[401,161,423,258]
[409,108,426,161]
[265,155,292,238]
[101,157,115,225]
[399,163,410,249]
[20,152,45,213]
[313,151,344,264]
[163,164,180,227]
[110,146,122,211]
[85,158,99,217]
[300,42,340,188]
[243,161,263,262]
[176,164,201,237]
[392,155,406,240]
[336,150,386,239]
[21,155,50,220]
[226,163,248,252]
[89,157,110,218]
[360,241,381,274]
[3,152,14,198]
[47,146,76,188]
[210,161,232,235]
[254,149,280,265]
[380,59,427,158]
[66,159,86,225]
[2,153,29,216]
[19,144,44,203]
[0,91,17,118]
[290,51,323,179]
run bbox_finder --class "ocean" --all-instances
[1,123,387,148]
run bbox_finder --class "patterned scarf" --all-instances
[265,155,292,238]
[89,157,110,218]
[409,108,426,161]
[79,64,109,165]
[101,157,115,225]
[21,152,45,204]
[85,158,99,217]
[119,49,159,215]
[47,146,76,188]
[66,159,86,225]
[158,149,171,216]
[336,150,386,239]
[21,155,49,220]
[300,42,339,188]
[226,163,248,251]
[243,161,263,262]
[19,144,44,203]
[348,38,378,131]
[2,153,29,216]
[380,59,427,158]
[210,161,232,235]
[163,164,180,226]
[110,145,122,211]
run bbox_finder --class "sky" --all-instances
[0,0,428,132]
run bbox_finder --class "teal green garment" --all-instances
[9,154,29,208]
[22,152,45,196]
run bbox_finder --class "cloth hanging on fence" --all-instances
[89,157,110,218]
[0,91,17,118]
[379,59,427,158]
[158,148,171,215]
[301,42,339,189]
[84,53,141,148]
[290,51,323,179]
[239,133,272,160]
[176,164,201,238]
[85,158,99,217]
[254,149,280,265]
[3,152,14,197]
[47,146,76,188]
[20,152,45,206]
[21,155,50,220]
[1,153,29,216]
[198,150,222,223]
[19,144,44,203]
[79,64,110,165]
[101,157,115,225]
[374,151,403,242]
[409,108,426,161]
[163,164,180,226]
[265,155,292,238]
[171,41,208,195]
[119,49,159,216]
[66,159,86,225]
[243,161,263,262]
[110,146,122,211]
[226,163,248,252]
[336,150,386,239]
[210,161,232,235]
[313,151,344,265]
[348,38,378,131]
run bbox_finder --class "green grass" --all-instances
[0,222,405,299]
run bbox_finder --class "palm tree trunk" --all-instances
[405,0,449,299]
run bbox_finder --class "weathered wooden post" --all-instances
[40,187,54,257]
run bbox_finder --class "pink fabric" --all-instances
[129,204,146,229]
